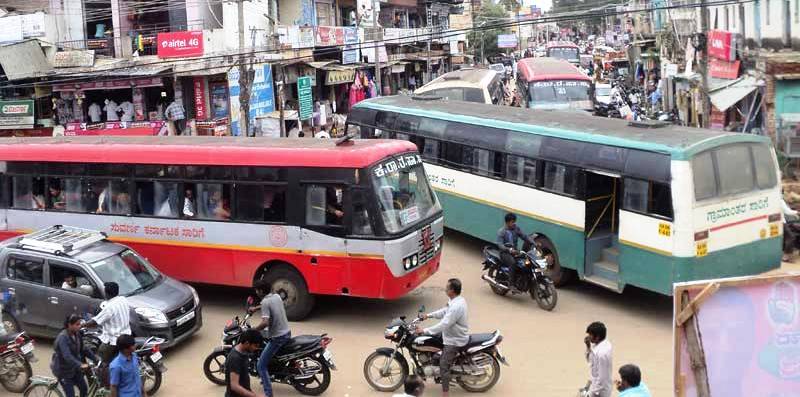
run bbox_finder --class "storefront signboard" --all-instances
[53,77,163,91]
[21,13,46,38]
[64,120,166,136]
[707,30,735,62]
[297,76,313,121]
[299,27,315,49]
[497,34,517,49]
[326,69,356,85]
[709,59,740,79]
[0,15,23,43]
[317,26,343,47]
[344,27,358,44]
[194,77,207,120]
[342,27,359,64]
[53,50,96,68]
[0,100,34,130]
[228,64,275,136]
[157,31,204,58]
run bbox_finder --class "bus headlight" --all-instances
[434,238,442,252]
[403,257,412,270]
[411,255,418,267]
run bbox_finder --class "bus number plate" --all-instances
[696,241,708,257]
[769,224,779,237]
[658,223,671,237]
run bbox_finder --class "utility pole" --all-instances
[426,4,432,82]
[237,0,250,136]
[373,0,382,96]
[699,0,710,128]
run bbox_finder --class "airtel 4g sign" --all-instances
[157,31,204,58]
[707,30,735,62]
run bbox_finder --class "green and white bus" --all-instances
[346,96,782,295]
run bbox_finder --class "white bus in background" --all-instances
[414,68,506,105]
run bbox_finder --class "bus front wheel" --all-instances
[537,238,574,287]
[262,265,315,321]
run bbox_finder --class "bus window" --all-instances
[650,183,673,219]
[136,181,179,217]
[543,162,578,196]
[62,179,87,212]
[417,117,448,138]
[95,180,131,215]
[716,145,754,196]
[752,144,777,189]
[305,185,344,227]
[623,179,648,212]
[442,142,464,168]
[235,167,287,182]
[12,176,45,209]
[466,148,495,176]
[235,185,286,223]
[422,139,440,162]
[196,183,231,220]
[506,155,537,186]
[692,151,717,200]
[351,189,373,236]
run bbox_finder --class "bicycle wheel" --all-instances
[24,383,64,397]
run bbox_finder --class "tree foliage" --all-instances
[468,1,512,63]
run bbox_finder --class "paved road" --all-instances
[31,230,675,396]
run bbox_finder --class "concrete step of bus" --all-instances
[601,247,620,264]
[584,275,623,293]
[592,260,619,280]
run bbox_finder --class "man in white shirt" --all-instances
[581,321,613,397]
[88,102,102,122]
[84,282,131,365]
[416,279,468,397]
[103,100,119,121]
[118,101,135,122]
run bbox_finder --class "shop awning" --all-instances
[709,76,760,112]
[0,40,53,81]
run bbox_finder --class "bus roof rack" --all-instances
[18,225,108,256]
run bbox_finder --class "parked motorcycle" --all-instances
[0,330,35,393]
[81,328,166,395]
[480,244,558,311]
[364,310,507,393]
[202,298,335,396]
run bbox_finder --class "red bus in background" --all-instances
[516,57,593,111]
[546,41,580,65]
[0,137,443,319]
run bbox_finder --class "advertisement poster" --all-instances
[497,34,518,48]
[157,31,204,58]
[227,64,275,136]
[707,30,735,61]
[0,100,34,130]
[299,27,315,49]
[193,77,207,120]
[675,275,800,396]
[342,27,359,64]
[210,83,229,119]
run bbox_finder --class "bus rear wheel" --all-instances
[537,238,574,287]
[262,265,315,321]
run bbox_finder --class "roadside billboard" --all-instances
[0,100,34,130]
[674,274,800,396]
[497,34,518,49]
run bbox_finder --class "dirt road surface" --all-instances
[30,231,679,396]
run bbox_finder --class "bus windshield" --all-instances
[548,47,579,63]
[371,155,441,234]
[528,80,592,110]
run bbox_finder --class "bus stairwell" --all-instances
[583,172,623,293]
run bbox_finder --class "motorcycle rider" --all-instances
[249,279,291,397]
[415,278,468,397]
[497,213,535,290]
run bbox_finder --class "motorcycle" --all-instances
[363,309,508,393]
[202,298,335,396]
[480,243,558,311]
[0,330,35,393]
[81,328,166,395]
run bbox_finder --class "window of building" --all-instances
[6,256,43,284]
[543,162,578,196]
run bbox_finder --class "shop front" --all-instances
[52,76,173,136]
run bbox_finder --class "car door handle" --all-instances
[48,297,59,304]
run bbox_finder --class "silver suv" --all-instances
[0,226,201,348]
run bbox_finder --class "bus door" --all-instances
[301,184,348,295]
[582,170,622,290]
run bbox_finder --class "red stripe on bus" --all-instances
[709,215,768,232]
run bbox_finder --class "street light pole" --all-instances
[373,0,382,96]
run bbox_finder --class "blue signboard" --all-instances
[228,64,275,136]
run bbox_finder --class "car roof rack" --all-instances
[18,225,108,256]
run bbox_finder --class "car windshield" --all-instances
[90,249,161,296]
[529,80,591,106]
[426,87,485,103]
[548,47,579,62]
[371,155,441,234]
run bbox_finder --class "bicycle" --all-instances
[23,362,109,397]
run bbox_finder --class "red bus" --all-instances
[0,136,443,319]
[545,41,580,64]
[516,57,593,111]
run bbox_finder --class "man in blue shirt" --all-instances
[496,213,535,290]
[616,364,651,397]
[109,334,144,397]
